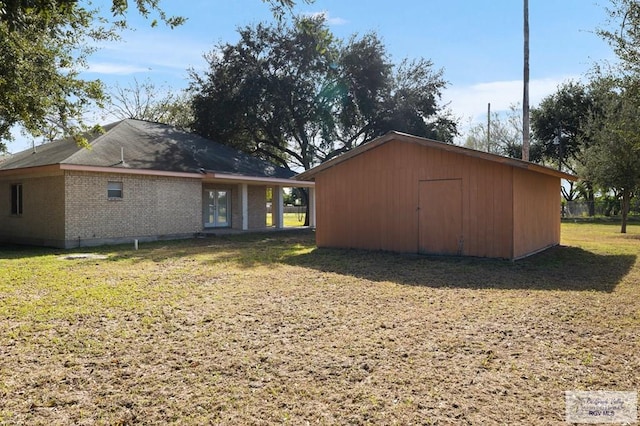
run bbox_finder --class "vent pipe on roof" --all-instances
[120,147,126,166]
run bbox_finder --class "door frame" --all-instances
[203,188,231,228]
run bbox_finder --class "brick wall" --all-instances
[64,171,201,243]
[0,173,66,245]
[248,185,267,229]
[2,170,273,247]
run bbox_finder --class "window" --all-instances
[107,181,123,199]
[11,183,23,215]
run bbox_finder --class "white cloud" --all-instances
[92,31,210,73]
[443,75,582,123]
[303,11,349,26]
[443,75,589,142]
[86,62,151,75]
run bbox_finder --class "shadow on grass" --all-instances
[1,230,635,292]
[101,231,316,265]
[280,245,636,292]
[0,231,314,261]
[156,231,635,293]
[0,244,63,260]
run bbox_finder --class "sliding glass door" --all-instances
[203,189,230,228]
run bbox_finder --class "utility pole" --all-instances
[487,103,491,153]
[522,0,530,161]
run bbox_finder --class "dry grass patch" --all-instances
[0,223,639,424]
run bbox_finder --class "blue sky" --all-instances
[10,0,616,152]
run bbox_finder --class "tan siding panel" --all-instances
[418,179,463,255]
[512,168,561,258]
[314,139,516,257]
[491,163,515,258]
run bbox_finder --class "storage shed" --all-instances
[296,131,577,260]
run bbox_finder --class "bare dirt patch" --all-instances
[1,223,639,424]
[58,253,109,261]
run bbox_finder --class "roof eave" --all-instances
[60,164,203,178]
[0,164,63,177]
[204,172,315,187]
[0,163,317,185]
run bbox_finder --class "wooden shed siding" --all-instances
[512,168,561,258]
[461,153,514,258]
[315,139,516,257]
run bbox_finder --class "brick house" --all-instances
[0,119,314,248]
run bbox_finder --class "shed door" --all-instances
[418,179,463,255]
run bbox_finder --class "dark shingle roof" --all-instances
[0,119,294,179]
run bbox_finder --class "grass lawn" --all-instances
[0,223,639,424]
[266,212,307,227]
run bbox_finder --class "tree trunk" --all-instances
[300,188,310,227]
[586,182,596,217]
[620,187,630,234]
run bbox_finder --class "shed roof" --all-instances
[0,119,294,179]
[296,131,578,182]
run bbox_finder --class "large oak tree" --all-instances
[530,81,600,210]
[189,16,457,172]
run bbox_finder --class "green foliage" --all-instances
[282,188,307,207]
[0,0,186,31]
[600,194,622,216]
[370,58,457,145]
[582,77,640,232]
[190,15,456,170]
[0,0,300,151]
[597,0,640,74]
[262,0,313,21]
[531,81,597,174]
[530,81,601,207]
[584,80,640,189]
[0,2,104,148]
[0,0,187,149]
